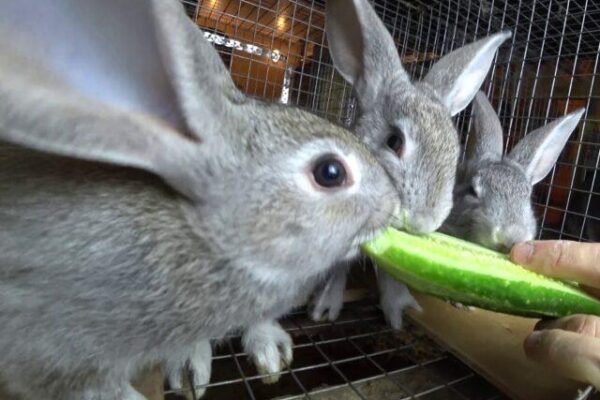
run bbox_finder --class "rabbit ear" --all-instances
[325,0,404,109]
[422,31,512,116]
[0,0,245,199]
[466,92,504,163]
[508,109,584,184]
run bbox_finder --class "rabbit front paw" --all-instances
[377,269,421,330]
[243,320,293,384]
[166,339,211,398]
[380,287,422,330]
[310,270,346,322]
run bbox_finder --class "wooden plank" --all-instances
[407,292,588,400]
[133,366,165,400]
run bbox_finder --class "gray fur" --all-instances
[442,91,584,251]
[326,0,511,235]
[508,107,585,184]
[311,0,511,328]
[421,31,512,116]
[467,91,504,162]
[0,0,400,398]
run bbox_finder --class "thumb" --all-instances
[524,329,600,389]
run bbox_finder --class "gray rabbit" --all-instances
[308,0,512,330]
[442,91,584,251]
[0,0,401,399]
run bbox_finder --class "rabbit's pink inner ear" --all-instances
[325,0,403,109]
[508,108,584,184]
[466,91,504,163]
[0,65,205,200]
[423,31,512,116]
[0,0,247,143]
[150,0,245,141]
[0,0,191,133]
[325,0,364,85]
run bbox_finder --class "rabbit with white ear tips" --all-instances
[310,0,512,329]
[442,91,584,252]
[0,0,400,398]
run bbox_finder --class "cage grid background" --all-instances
[189,0,600,244]
[165,299,509,400]
[177,0,600,399]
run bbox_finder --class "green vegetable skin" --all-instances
[362,228,600,318]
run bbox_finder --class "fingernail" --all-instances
[512,242,534,264]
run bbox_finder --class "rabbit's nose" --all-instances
[496,242,514,254]
[505,225,533,244]
[492,226,531,253]
[491,230,514,253]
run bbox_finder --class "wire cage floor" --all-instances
[165,298,509,400]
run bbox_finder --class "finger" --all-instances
[511,240,600,288]
[524,329,600,389]
[534,315,600,338]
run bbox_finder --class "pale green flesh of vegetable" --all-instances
[362,228,600,318]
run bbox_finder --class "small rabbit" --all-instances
[442,91,584,251]
[0,0,400,399]
[309,0,512,329]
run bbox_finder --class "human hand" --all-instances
[511,240,600,388]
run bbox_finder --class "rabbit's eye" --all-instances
[468,185,479,198]
[386,130,404,156]
[312,156,347,188]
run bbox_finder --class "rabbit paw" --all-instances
[377,269,421,330]
[381,289,421,330]
[310,270,346,322]
[243,320,293,384]
[166,339,211,398]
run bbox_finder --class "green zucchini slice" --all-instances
[362,228,600,318]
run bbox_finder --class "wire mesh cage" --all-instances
[165,299,508,400]
[188,0,600,244]
[169,0,600,399]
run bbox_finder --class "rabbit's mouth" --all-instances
[389,208,411,232]
[344,228,383,261]
[345,214,396,260]
[354,226,386,247]
[342,200,400,261]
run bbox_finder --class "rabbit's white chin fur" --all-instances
[344,227,383,260]
[343,247,361,261]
